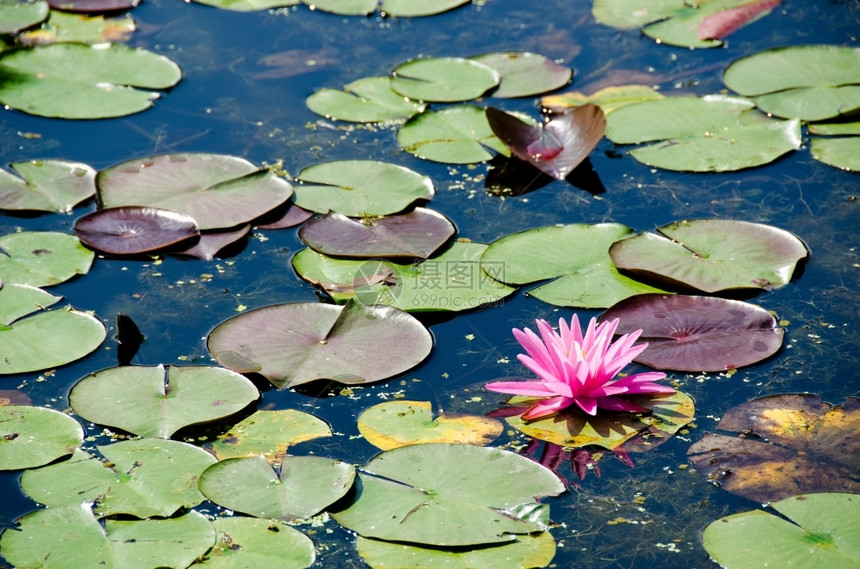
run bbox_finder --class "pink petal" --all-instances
[522,396,572,420]
[485,380,556,397]
[698,0,781,41]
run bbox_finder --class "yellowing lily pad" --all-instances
[688,395,860,503]
[205,409,332,462]
[502,391,694,450]
[358,400,503,450]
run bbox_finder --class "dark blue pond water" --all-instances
[1,0,859,567]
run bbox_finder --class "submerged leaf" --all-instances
[688,395,860,502]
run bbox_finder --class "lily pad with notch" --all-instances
[199,454,355,520]
[592,0,780,48]
[331,443,565,546]
[21,439,217,517]
[486,104,606,181]
[0,0,49,34]
[307,76,427,123]
[470,51,572,99]
[390,57,499,103]
[97,153,294,231]
[293,160,433,216]
[68,364,259,439]
[0,43,181,119]
[19,11,136,46]
[204,409,332,462]
[301,0,469,16]
[604,94,801,171]
[74,206,200,256]
[608,219,809,293]
[688,394,860,502]
[358,400,503,450]
[298,208,455,259]
[397,105,509,163]
[0,231,93,287]
[196,517,316,569]
[480,223,669,308]
[541,84,664,115]
[0,504,215,569]
[499,391,694,450]
[207,300,433,389]
[292,241,516,312]
[723,45,860,121]
[356,532,556,569]
[602,294,784,372]
[809,120,860,171]
[702,493,860,569]
[0,406,83,471]
[0,159,95,213]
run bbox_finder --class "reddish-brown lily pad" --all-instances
[688,394,860,503]
[46,0,140,12]
[299,208,455,259]
[177,225,250,260]
[602,294,784,372]
[485,104,606,180]
[74,206,199,255]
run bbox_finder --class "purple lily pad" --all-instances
[299,208,455,259]
[609,219,809,293]
[178,225,250,260]
[485,104,606,180]
[256,203,314,230]
[47,0,140,13]
[207,300,433,389]
[601,294,784,372]
[74,206,199,255]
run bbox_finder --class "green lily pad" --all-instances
[480,223,668,308]
[396,105,509,163]
[307,76,426,123]
[301,0,469,16]
[390,57,499,103]
[0,504,215,569]
[608,219,809,293]
[97,153,294,231]
[18,11,136,46]
[502,391,694,449]
[0,406,83,471]
[723,45,860,121]
[68,364,260,439]
[292,160,433,216]
[0,305,105,375]
[809,121,860,171]
[0,159,95,213]
[0,231,93,287]
[688,395,860,503]
[21,439,216,517]
[702,493,860,569]
[356,532,556,569]
[470,51,572,98]
[331,443,565,546]
[192,0,298,11]
[199,454,355,520]
[0,43,182,119]
[207,300,433,389]
[592,0,778,48]
[298,208,455,259]
[0,0,49,34]
[195,517,316,569]
[0,282,61,326]
[204,409,332,462]
[292,241,517,312]
[358,400,504,450]
[605,95,802,171]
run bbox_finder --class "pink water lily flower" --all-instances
[486,315,674,420]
